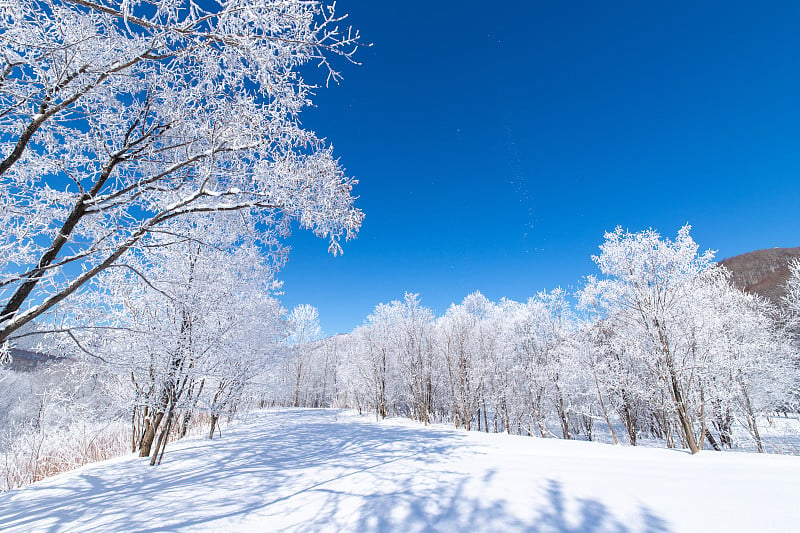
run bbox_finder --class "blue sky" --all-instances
[279,0,800,334]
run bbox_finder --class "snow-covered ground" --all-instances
[1,408,799,532]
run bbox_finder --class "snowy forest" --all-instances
[1,0,800,509]
[271,227,800,455]
[4,223,800,490]
[0,0,363,489]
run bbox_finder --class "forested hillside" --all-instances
[721,247,800,304]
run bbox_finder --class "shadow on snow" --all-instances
[0,409,671,532]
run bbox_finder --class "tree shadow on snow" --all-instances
[307,471,671,532]
[0,409,672,532]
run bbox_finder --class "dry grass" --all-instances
[1,411,217,492]
[2,420,129,491]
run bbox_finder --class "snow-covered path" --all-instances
[1,409,799,532]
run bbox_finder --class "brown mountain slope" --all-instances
[719,247,800,305]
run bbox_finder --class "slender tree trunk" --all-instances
[712,406,733,449]
[294,358,303,408]
[663,346,699,453]
[500,398,511,434]
[131,407,144,453]
[698,386,708,451]
[705,429,721,451]
[179,378,205,438]
[582,415,594,441]
[741,385,764,453]
[593,370,620,445]
[555,393,571,440]
[209,415,219,440]
[621,398,637,446]
[152,410,175,466]
[321,352,329,407]
[378,350,388,419]
[662,411,674,448]
[529,388,547,438]
[670,371,699,453]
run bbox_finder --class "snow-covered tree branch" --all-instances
[0,0,364,345]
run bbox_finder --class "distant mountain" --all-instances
[719,247,800,305]
[5,348,65,373]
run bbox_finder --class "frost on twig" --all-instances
[0,340,9,365]
[0,0,364,342]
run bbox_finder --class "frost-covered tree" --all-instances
[329,294,438,422]
[302,334,342,408]
[58,216,286,464]
[584,320,648,445]
[203,289,285,440]
[435,292,494,430]
[579,225,721,453]
[0,355,129,490]
[281,225,795,454]
[0,0,363,351]
[334,326,385,417]
[785,260,800,332]
[702,281,790,451]
[287,304,322,407]
[390,293,437,424]
[579,225,794,453]
[495,290,581,438]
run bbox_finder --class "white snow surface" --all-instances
[1,408,799,532]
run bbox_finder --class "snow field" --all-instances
[0,408,799,532]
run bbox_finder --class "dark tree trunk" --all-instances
[138,410,164,458]
[209,414,219,440]
[705,429,721,451]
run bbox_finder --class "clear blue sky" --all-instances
[279,0,800,335]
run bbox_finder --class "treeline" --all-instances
[3,225,798,491]
[280,226,800,454]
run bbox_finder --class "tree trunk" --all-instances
[594,370,620,445]
[663,346,699,453]
[151,409,175,466]
[581,415,594,441]
[138,410,164,458]
[556,393,571,440]
[670,371,700,453]
[294,358,303,408]
[131,406,144,453]
[705,429,721,451]
[620,391,637,446]
[209,414,219,440]
[711,406,733,449]
[740,385,764,453]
